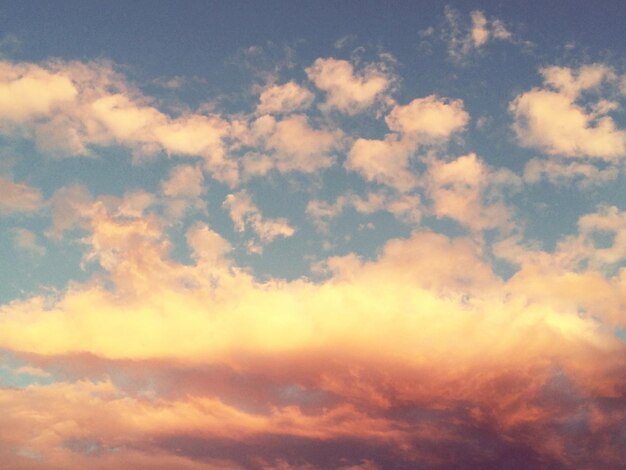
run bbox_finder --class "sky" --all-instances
[1,1,626,468]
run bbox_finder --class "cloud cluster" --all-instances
[0,60,235,182]
[2,11,626,469]
[346,96,469,191]
[1,208,625,467]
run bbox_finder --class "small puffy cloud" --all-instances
[563,205,626,268]
[161,165,205,198]
[307,191,422,231]
[256,81,315,115]
[346,96,469,191]
[241,114,343,174]
[113,190,157,220]
[306,57,393,114]
[524,158,619,188]
[346,137,417,191]
[160,164,206,219]
[425,153,520,232]
[385,95,469,142]
[0,176,43,214]
[0,61,77,121]
[540,64,615,99]
[47,184,93,238]
[470,11,490,47]
[12,228,46,256]
[510,65,626,160]
[443,7,514,63]
[186,222,232,267]
[223,190,295,246]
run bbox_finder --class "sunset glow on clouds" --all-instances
[1,2,626,469]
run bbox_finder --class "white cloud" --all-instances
[306,191,422,231]
[160,165,206,219]
[306,57,393,114]
[443,7,513,63]
[510,65,626,160]
[385,96,469,142]
[346,136,417,191]
[12,228,46,256]
[0,60,237,184]
[425,153,520,232]
[0,61,77,121]
[161,165,205,199]
[223,190,295,246]
[0,176,43,214]
[523,158,618,188]
[346,95,469,191]
[540,64,615,99]
[238,114,343,174]
[470,11,490,47]
[256,81,315,115]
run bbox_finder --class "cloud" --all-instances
[237,114,343,174]
[223,190,295,248]
[256,81,315,115]
[524,158,619,188]
[306,58,393,114]
[385,96,469,142]
[0,60,237,183]
[1,223,625,467]
[425,153,521,232]
[510,64,626,160]
[346,136,418,191]
[541,64,615,99]
[346,96,469,191]
[442,7,514,63]
[160,164,206,219]
[307,191,422,232]
[3,24,626,470]
[0,176,43,214]
[0,61,77,121]
[12,228,46,256]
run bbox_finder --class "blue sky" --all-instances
[1,2,626,469]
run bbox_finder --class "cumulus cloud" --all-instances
[346,136,418,191]
[346,96,469,191]
[510,64,626,160]
[0,61,77,121]
[524,157,619,188]
[425,153,521,232]
[0,176,43,214]
[256,81,315,115]
[160,164,206,219]
[0,60,237,183]
[442,7,513,63]
[237,114,343,174]
[306,57,393,114]
[306,190,422,231]
[223,190,295,248]
[385,96,469,141]
[12,228,46,256]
